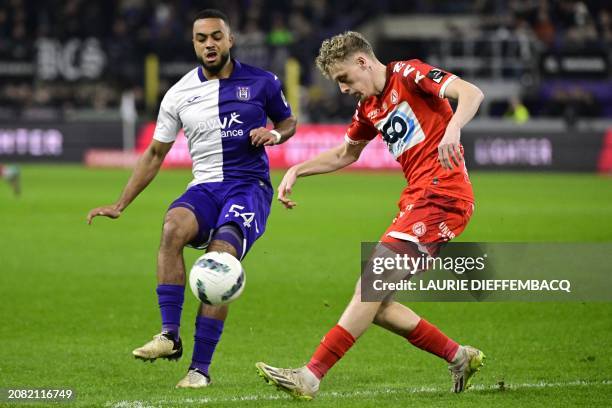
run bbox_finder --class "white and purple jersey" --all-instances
[153,59,292,187]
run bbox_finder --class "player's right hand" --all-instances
[277,168,298,209]
[438,124,463,170]
[87,205,122,225]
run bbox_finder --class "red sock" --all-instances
[306,324,355,379]
[406,319,459,363]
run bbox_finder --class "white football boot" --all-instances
[255,362,320,400]
[448,345,485,392]
[132,332,182,362]
[176,368,211,388]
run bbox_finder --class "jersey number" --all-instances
[225,204,259,232]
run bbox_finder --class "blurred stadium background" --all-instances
[2,1,612,407]
[1,0,611,170]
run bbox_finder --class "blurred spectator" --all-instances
[562,1,598,47]
[533,3,555,47]
[544,87,601,127]
[505,96,531,124]
[234,18,268,69]
[267,13,294,47]
[600,9,612,42]
[0,0,609,121]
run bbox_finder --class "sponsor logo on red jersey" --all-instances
[391,89,399,104]
[374,101,425,158]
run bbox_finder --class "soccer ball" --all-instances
[189,251,245,305]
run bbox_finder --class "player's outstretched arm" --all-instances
[438,79,484,170]
[87,139,173,224]
[277,141,367,209]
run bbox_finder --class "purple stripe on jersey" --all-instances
[191,60,292,183]
[215,62,276,182]
[197,66,206,82]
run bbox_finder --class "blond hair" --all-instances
[315,31,374,78]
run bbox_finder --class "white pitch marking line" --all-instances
[106,380,612,407]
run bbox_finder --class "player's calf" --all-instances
[338,284,384,338]
[373,301,421,337]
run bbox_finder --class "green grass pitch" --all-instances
[1,166,611,407]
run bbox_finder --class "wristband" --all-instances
[269,129,282,144]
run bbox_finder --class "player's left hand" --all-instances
[250,128,278,147]
[86,204,122,225]
[277,167,298,209]
[438,124,463,170]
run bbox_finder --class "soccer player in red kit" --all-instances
[256,31,486,400]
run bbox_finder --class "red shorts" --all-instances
[381,188,474,255]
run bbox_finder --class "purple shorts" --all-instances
[168,179,273,259]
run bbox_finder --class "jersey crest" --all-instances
[236,86,251,101]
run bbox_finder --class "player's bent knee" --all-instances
[161,209,198,248]
[373,301,391,325]
[161,220,192,247]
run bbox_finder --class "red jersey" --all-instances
[345,59,473,203]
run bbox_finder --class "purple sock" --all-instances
[191,316,225,376]
[156,284,185,340]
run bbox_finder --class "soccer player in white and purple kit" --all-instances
[87,9,296,388]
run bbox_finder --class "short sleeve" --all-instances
[345,103,378,145]
[404,59,457,99]
[153,92,182,143]
[265,74,292,123]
